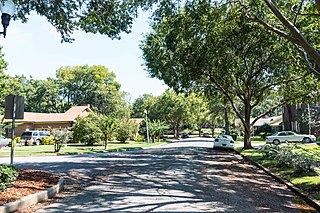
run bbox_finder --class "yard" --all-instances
[0,141,168,157]
[237,144,320,201]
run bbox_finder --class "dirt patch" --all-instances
[0,169,60,205]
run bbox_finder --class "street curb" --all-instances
[0,177,64,213]
[235,150,320,211]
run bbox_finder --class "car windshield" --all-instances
[272,132,278,136]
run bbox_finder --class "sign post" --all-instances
[5,95,24,165]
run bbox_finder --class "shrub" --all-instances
[116,120,138,143]
[135,135,144,142]
[259,144,320,172]
[42,136,54,145]
[0,164,18,191]
[8,140,16,147]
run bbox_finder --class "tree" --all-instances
[72,113,103,145]
[116,119,138,143]
[141,0,318,148]
[13,0,157,42]
[185,93,210,136]
[57,65,123,115]
[144,119,168,142]
[131,94,158,120]
[98,115,118,150]
[244,0,320,77]
[155,90,188,138]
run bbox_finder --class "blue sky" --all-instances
[0,11,168,101]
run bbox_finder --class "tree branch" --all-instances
[250,99,288,126]
[263,0,320,75]
[250,16,300,45]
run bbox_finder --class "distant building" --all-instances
[5,105,91,137]
[234,115,282,133]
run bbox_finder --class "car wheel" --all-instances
[36,139,41,146]
[273,139,280,145]
[302,137,311,143]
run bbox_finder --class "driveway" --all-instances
[1,141,302,212]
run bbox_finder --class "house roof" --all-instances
[6,105,91,123]
[130,118,144,125]
[234,115,282,127]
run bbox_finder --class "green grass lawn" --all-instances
[237,144,320,201]
[0,141,168,157]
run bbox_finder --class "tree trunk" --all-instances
[104,138,108,150]
[211,125,215,138]
[173,124,179,138]
[224,106,230,135]
[243,102,253,149]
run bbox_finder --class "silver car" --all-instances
[265,131,316,145]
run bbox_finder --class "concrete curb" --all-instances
[235,150,320,211]
[0,177,64,213]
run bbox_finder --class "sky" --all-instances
[0,11,168,101]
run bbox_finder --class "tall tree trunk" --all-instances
[211,124,215,138]
[224,106,230,135]
[243,102,253,149]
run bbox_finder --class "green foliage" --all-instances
[41,136,55,145]
[8,139,16,147]
[57,65,126,116]
[0,164,18,191]
[72,114,103,145]
[135,135,144,142]
[259,144,320,172]
[52,131,70,152]
[116,120,138,143]
[14,0,157,42]
[141,0,319,149]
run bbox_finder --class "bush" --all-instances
[135,135,144,142]
[41,136,54,145]
[259,144,320,172]
[0,164,18,191]
[8,140,16,147]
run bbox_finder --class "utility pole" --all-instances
[144,109,150,145]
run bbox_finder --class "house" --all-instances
[5,105,91,137]
[234,115,283,133]
[283,103,320,136]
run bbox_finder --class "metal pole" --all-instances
[308,103,311,135]
[10,96,16,165]
[145,110,150,145]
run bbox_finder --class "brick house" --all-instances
[5,105,91,137]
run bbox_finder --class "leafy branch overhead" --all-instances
[13,0,157,42]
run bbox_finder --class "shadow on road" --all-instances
[15,147,303,212]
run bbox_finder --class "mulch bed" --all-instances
[0,169,60,205]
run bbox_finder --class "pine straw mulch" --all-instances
[0,169,60,205]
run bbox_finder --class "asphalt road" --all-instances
[1,141,302,212]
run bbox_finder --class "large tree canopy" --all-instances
[141,0,319,148]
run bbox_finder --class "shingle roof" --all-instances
[9,105,91,123]
[234,115,282,127]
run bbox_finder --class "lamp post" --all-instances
[0,0,15,38]
[144,109,150,145]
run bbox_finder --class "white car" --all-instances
[213,134,235,149]
[265,131,316,145]
[0,135,11,147]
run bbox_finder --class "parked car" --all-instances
[265,131,316,145]
[0,135,11,147]
[21,131,50,146]
[202,133,211,138]
[213,134,234,149]
[181,132,189,138]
